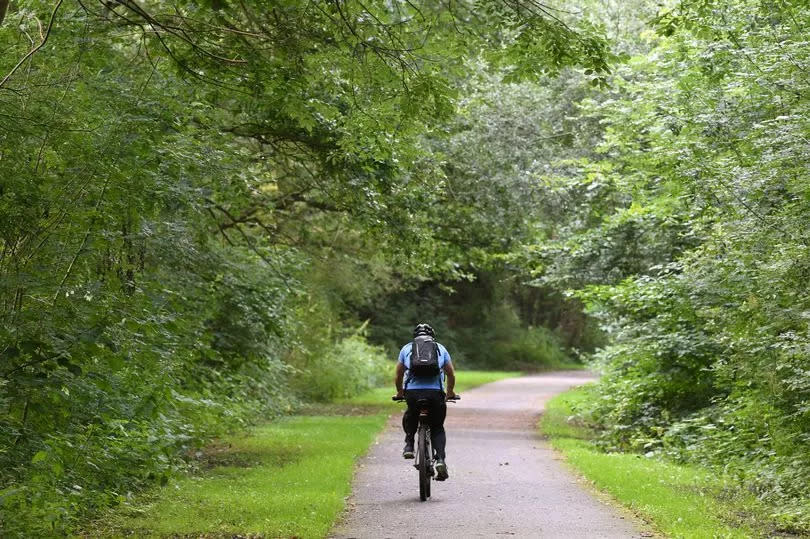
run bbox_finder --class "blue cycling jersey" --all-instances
[398,342,452,390]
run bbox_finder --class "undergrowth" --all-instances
[541,385,788,538]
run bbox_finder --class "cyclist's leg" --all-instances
[402,408,417,442]
[402,391,421,443]
[427,392,447,460]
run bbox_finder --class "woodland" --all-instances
[2,0,810,535]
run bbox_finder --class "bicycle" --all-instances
[393,394,460,501]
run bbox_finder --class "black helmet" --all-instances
[413,323,435,338]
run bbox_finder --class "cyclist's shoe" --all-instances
[435,459,449,481]
[402,442,415,459]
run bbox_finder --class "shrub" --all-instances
[292,336,391,402]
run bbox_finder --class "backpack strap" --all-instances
[435,342,443,391]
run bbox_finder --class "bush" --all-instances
[0,356,296,537]
[491,326,572,370]
[291,335,391,402]
[450,302,573,370]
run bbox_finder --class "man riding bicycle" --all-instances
[394,323,456,481]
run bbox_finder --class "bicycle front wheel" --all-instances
[417,424,430,501]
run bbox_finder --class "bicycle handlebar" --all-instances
[391,395,461,402]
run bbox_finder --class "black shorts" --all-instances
[402,389,446,433]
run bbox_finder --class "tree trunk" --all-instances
[0,0,10,27]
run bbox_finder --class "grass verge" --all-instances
[94,370,518,537]
[541,385,775,538]
[92,415,387,538]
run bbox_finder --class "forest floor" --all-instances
[330,372,650,538]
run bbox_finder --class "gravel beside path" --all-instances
[330,371,651,538]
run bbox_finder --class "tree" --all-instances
[0,1,612,534]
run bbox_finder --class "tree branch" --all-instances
[0,0,64,90]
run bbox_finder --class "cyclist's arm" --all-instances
[395,361,406,398]
[444,360,456,398]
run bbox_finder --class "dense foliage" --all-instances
[0,0,605,534]
[5,0,810,534]
[516,0,810,530]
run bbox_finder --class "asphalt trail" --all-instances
[330,371,651,539]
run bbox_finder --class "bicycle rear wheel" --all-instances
[417,424,430,501]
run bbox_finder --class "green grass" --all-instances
[94,415,387,538]
[96,370,518,537]
[541,386,772,538]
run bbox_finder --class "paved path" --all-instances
[330,371,650,538]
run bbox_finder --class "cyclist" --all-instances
[394,323,456,481]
